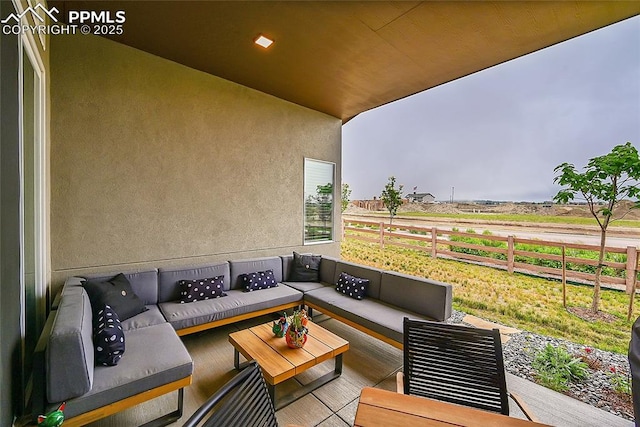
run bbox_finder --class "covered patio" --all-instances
[1,1,639,426]
[79,312,633,426]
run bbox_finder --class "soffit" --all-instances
[50,1,640,122]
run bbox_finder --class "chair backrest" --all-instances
[403,317,510,415]
[183,360,278,427]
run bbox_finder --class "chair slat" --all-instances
[184,360,278,427]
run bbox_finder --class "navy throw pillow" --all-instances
[288,251,322,282]
[335,272,369,300]
[82,273,147,321]
[93,305,125,366]
[179,276,227,303]
[241,270,278,292]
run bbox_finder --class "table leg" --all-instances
[267,383,275,407]
[274,353,345,410]
[233,348,250,370]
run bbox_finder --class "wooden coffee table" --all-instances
[229,321,349,410]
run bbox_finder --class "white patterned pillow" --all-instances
[179,276,227,303]
[93,305,125,366]
[335,272,369,300]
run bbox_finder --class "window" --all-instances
[304,158,335,244]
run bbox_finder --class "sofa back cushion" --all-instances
[158,263,230,302]
[333,261,383,299]
[83,269,158,305]
[47,287,94,403]
[379,271,453,321]
[230,257,283,290]
[319,256,338,283]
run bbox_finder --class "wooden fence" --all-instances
[342,219,639,294]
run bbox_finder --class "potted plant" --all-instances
[285,309,309,349]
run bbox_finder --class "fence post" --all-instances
[562,246,567,308]
[626,246,638,295]
[507,236,514,273]
[379,222,385,248]
[431,227,437,258]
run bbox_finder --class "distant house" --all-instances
[406,192,435,203]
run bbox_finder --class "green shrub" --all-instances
[532,344,588,392]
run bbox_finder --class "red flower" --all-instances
[610,366,617,374]
[584,347,592,354]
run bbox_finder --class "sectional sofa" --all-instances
[34,254,452,426]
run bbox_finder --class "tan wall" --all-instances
[50,33,341,290]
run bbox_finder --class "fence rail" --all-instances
[342,219,639,294]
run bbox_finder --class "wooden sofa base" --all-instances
[61,376,192,427]
[304,302,403,350]
[176,301,302,336]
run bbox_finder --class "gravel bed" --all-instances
[446,310,634,421]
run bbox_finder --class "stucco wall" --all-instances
[50,33,341,290]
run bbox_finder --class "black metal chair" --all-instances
[397,317,538,421]
[183,360,278,427]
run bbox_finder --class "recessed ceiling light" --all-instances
[254,35,274,49]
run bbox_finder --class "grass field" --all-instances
[341,238,637,354]
[354,211,640,228]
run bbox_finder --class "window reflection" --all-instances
[304,159,335,243]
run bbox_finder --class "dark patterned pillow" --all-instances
[288,251,322,282]
[241,270,278,292]
[82,273,147,321]
[93,305,125,366]
[179,276,227,303]
[335,272,369,300]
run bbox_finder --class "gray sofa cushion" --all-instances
[305,285,434,344]
[158,263,230,302]
[47,288,94,402]
[58,322,193,418]
[333,261,383,299]
[281,281,327,293]
[120,305,167,332]
[159,286,302,331]
[83,270,159,305]
[379,271,453,321]
[319,256,338,283]
[229,257,283,290]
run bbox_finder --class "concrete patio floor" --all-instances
[84,313,633,426]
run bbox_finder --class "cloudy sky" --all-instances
[342,16,640,203]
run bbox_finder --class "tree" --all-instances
[380,176,404,226]
[553,142,640,314]
[341,183,352,212]
[315,183,333,231]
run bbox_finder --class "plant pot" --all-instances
[285,327,308,349]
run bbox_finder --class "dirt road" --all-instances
[343,213,640,248]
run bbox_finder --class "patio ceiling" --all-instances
[51,1,639,122]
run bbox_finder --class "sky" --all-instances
[342,16,640,203]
